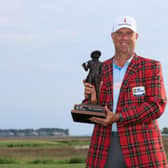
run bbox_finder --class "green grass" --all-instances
[0,140,58,148]
[0,136,166,168]
[28,157,86,164]
[0,157,86,168]
[0,163,85,168]
[0,139,90,148]
[54,140,90,146]
[0,158,21,164]
[0,137,88,167]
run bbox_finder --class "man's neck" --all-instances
[114,53,133,67]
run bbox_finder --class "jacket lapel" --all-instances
[120,54,138,90]
[105,58,113,110]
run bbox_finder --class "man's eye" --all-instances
[127,32,133,36]
[116,32,122,35]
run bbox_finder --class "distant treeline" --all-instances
[0,128,69,137]
[162,127,168,135]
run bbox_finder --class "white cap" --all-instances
[112,16,137,33]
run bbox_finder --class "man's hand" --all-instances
[84,81,97,104]
[89,106,120,127]
[83,80,103,104]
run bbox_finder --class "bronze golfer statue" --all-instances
[82,50,102,104]
[71,50,105,124]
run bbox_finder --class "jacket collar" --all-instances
[120,53,139,89]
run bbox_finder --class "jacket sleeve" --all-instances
[118,61,167,125]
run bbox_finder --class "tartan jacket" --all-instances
[86,54,168,168]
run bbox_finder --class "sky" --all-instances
[0,0,168,135]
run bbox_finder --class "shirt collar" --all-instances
[113,55,134,70]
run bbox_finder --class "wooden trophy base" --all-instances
[71,104,105,124]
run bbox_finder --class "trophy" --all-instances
[71,50,105,124]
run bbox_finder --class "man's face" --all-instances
[112,28,138,56]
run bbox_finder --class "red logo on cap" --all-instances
[124,18,127,23]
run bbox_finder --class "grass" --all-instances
[0,164,85,168]
[0,158,21,164]
[28,157,86,164]
[0,137,88,168]
[54,140,90,146]
[0,138,90,148]
[0,136,167,168]
[0,140,58,148]
[0,157,86,168]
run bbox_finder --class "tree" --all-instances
[162,127,168,134]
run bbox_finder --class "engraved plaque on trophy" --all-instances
[71,50,105,124]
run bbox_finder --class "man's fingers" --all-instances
[84,82,94,97]
[83,80,92,88]
[105,106,111,114]
[99,81,103,90]
[84,82,94,88]
[83,81,97,103]
[89,117,101,123]
[84,83,95,94]
[85,87,93,96]
[89,117,107,126]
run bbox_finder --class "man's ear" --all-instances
[136,33,139,40]
[111,32,114,40]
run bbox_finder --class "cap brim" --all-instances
[113,25,136,33]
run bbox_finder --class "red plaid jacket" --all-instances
[86,54,168,168]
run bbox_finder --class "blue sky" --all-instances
[0,0,167,135]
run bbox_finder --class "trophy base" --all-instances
[71,104,105,124]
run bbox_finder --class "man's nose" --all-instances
[121,33,129,40]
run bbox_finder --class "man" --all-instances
[84,16,168,168]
